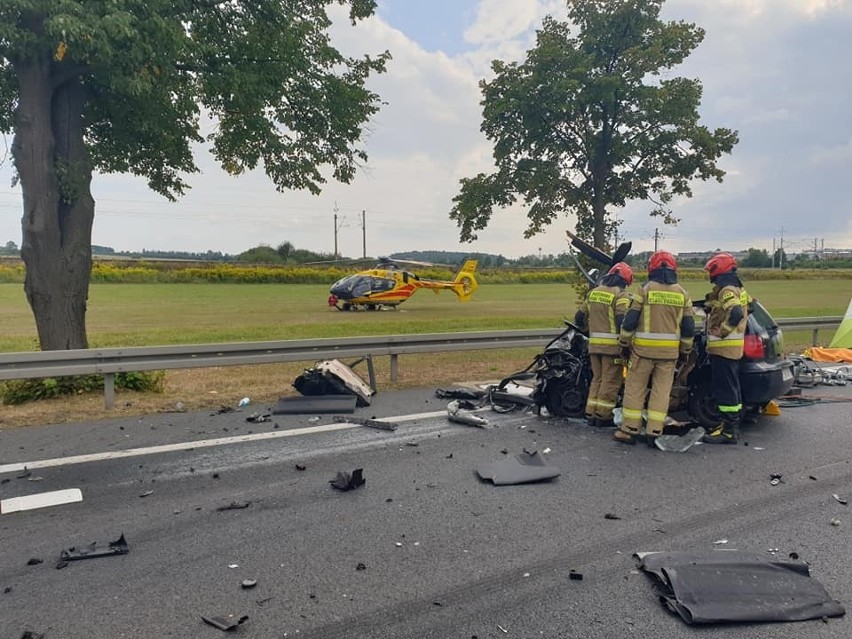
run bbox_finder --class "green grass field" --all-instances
[1,279,850,352]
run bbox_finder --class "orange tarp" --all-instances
[804,347,852,363]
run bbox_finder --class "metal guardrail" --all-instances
[0,317,842,408]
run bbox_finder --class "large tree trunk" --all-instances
[13,57,94,351]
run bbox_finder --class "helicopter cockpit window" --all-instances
[370,277,395,292]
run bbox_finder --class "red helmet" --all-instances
[606,262,633,286]
[648,250,677,272]
[704,252,737,277]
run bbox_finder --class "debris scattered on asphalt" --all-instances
[295,464,307,471]
[497,624,508,633]
[356,563,367,571]
[604,513,622,520]
[542,447,551,454]
[20,631,45,639]
[713,539,728,546]
[655,427,705,453]
[435,387,485,400]
[635,550,846,624]
[832,494,848,506]
[16,467,31,479]
[569,569,584,581]
[447,400,490,428]
[246,413,271,423]
[213,473,220,479]
[216,501,252,511]
[476,450,561,486]
[202,614,249,631]
[330,469,366,491]
[273,394,357,414]
[241,579,258,589]
[830,519,841,527]
[238,397,251,408]
[789,552,800,560]
[214,406,235,415]
[809,475,818,481]
[332,415,398,431]
[293,359,375,406]
[26,558,43,565]
[770,473,784,486]
[59,533,129,563]
[27,476,43,483]
[255,597,274,606]
[139,490,154,498]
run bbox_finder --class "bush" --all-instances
[0,371,165,405]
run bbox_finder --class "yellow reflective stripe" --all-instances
[634,338,679,348]
[622,408,644,420]
[708,339,744,348]
[740,291,750,305]
[647,409,667,422]
[647,290,685,307]
[597,399,616,409]
[719,404,742,413]
[590,338,619,346]
[589,290,615,305]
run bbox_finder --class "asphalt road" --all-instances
[1,384,851,639]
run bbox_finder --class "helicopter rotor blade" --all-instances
[564,230,612,266]
[567,247,597,287]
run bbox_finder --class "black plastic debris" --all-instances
[241,579,257,589]
[332,415,398,431]
[604,513,622,520]
[635,550,846,625]
[214,406,235,415]
[60,534,129,562]
[833,494,848,506]
[569,570,583,581]
[435,387,485,400]
[295,464,307,471]
[330,469,366,491]
[21,631,45,639]
[216,501,252,511]
[272,394,357,415]
[476,450,561,486]
[770,473,784,486]
[447,400,489,428]
[293,359,374,407]
[26,558,43,566]
[356,563,367,571]
[202,614,249,631]
[246,412,272,423]
[16,467,31,479]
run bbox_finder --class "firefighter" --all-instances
[574,262,634,427]
[615,251,695,445]
[702,252,749,444]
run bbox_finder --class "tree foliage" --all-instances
[0,0,388,349]
[450,0,738,249]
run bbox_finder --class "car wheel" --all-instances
[687,382,721,428]
[543,377,588,418]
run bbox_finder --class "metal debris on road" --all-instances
[139,490,154,498]
[241,579,257,589]
[476,450,561,486]
[332,415,398,431]
[202,614,249,631]
[713,539,728,545]
[770,473,784,486]
[246,412,272,423]
[832,494,848,506]
[217,501,252,511]
[330,468,366,491]
[655,427,705,453]
[59,533,129,563]
[435,387,485,400]
[447,400,490,428]
[830,519,841,527]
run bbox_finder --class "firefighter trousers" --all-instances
[710,354,742,424]
[585,353,623,420]
[620,354,676,436]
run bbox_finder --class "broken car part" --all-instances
[293,359,375,407]
[435,387,485,400]
[330,469,366,491]
[202,614,249,631]
[59,534,129,562]
[216,501,252,511]
[272,394,357,414]
[476,450,561,486]
[332,415,398,431]
[636,550,845,624]
[447,400,490,428]
[655,427,706,453]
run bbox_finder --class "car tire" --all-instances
[542,377,588,418]
[687,382,721,428]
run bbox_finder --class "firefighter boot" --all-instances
[613,428,636,445]
[703,415,739,445]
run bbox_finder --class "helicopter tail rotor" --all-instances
[451,260,479,302]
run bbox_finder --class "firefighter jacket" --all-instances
[619,279,695,360]
[575,283,632,355]
[705,278,749,360]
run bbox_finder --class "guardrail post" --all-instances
[104,373,115,409]
[390,354,398,383]
[812,328,819,346]
[366,356,376,391]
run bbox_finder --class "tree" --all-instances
[740,247,771,268]
[450,0,738,250]
[1,0,388,350]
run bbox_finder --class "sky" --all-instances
[1,0,851,259]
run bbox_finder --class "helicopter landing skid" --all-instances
[336,302,398,312]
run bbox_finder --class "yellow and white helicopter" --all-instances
[328,257,479,311]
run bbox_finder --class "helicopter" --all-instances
[328,257,479,311]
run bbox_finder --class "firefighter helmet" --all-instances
[648,250,677,272]
[704,252,737,277]
[606,262,633,286]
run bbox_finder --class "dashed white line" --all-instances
[1,488,83,514]
[0,410,446,475]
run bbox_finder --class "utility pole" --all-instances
[361,210,366,259]
[779,227,785,270]
[333,202,339,258]
[771,237,775,269]
[654,228,660,252]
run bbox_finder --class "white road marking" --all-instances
[0,410,447,475]
[1,488,83,514]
